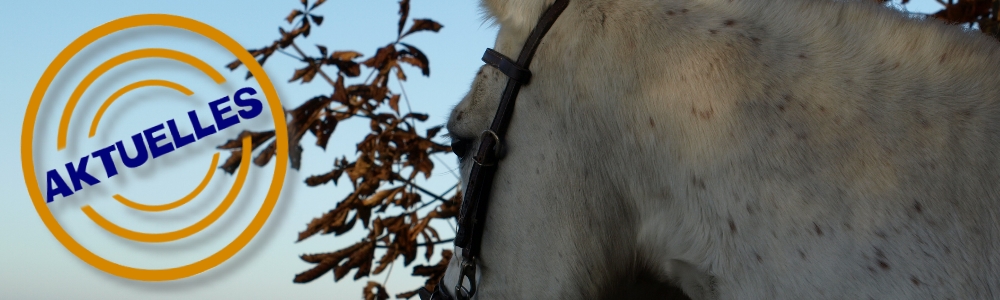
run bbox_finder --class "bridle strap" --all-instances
[419,0,570,299]
[456,0,569,256]
[482,49,531,84]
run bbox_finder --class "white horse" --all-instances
[443,0,1000,298]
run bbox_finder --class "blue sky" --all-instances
[0,1,943,299]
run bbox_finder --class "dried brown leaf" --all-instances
[397,0,410,37]
[402,112,429,122]
[310,14,324,26]
[217,130,275,150]
[294,241,370,283]
[373,245,399,275]
[396,290,419,299]
[412,249,451,291]
[420,230,434,261]
[331,51,363,61]
[358,206,373,229]
[219,149,242,174]
[401,19,442,39]
[388,94,401,113]
[253,141,277,167]
[304,167,344,186]
[371,217,386,237]
[298,203,349,242]
[226,59,242,71]
[364,281,390,300]
[362,45,396,69]
[426,126,442,139]
[325,52,362,77]
[398,43,430,76]
[395,64,407,81]
[301,20,312,37]
[285,9,303,23]
[363,187,403,207]
[290,62,320,84]
[409,218,431,242]
[310,0,326,10]
[316,44,328,57]
[309,113,338,149]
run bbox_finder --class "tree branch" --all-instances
[397,175,456,204]
[289,41,339,88]
[375,238,454,249]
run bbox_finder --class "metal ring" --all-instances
[473,130,502,167]
[455,258,477,300]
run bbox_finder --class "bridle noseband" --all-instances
[417,1,570,299]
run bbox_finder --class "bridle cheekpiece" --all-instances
[417,0,570,299]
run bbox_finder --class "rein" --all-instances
[418,0,570,299]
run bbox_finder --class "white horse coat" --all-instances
[444,0,1000,298]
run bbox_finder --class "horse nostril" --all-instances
[451,139,472,159]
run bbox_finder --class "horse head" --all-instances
[439,0,1000,299]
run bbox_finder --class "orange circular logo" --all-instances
[20,14,288,281]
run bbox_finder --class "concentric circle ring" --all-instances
[21,14,288,281]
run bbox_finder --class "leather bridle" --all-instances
[417,0,570,299]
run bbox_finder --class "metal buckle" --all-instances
[473,130,503,167]
[455,257,478,300]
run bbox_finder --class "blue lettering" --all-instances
[44,88,267,203]
[91,145,118,178]
[166,119,195,149]
[66,155,101,191]
[116,134,148,168]
[233,87,263,120]
[188,110,216,139]
[143,123,174,159]
[209,96,240,131]
[45,169,73,203]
